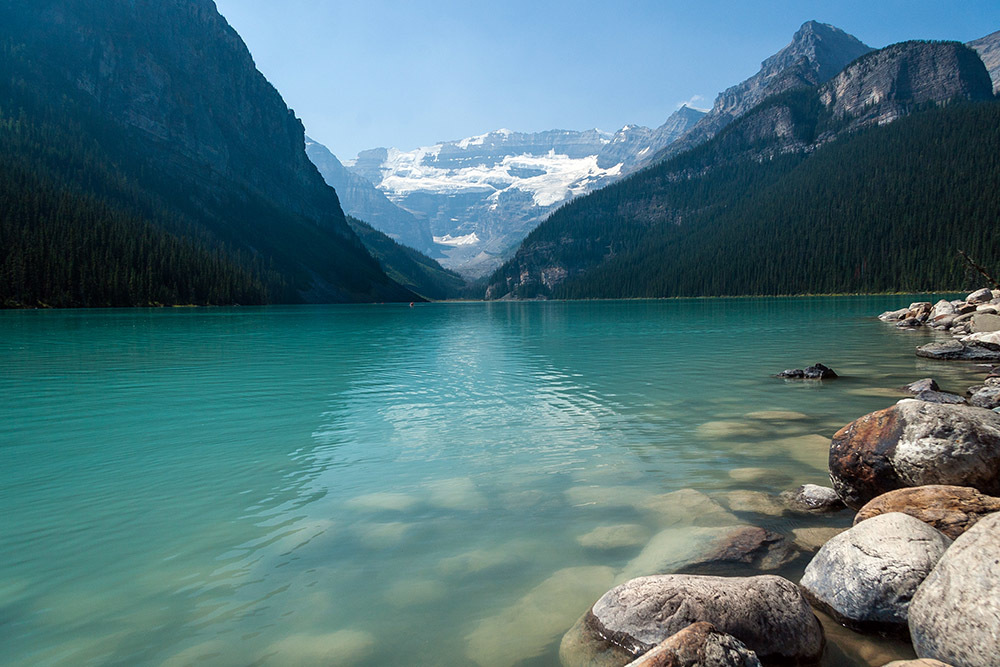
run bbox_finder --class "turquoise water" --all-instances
[0,298,986,666]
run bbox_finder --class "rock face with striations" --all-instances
[649,21,871,164]
[819,41,995,129]
[0,0,413,303]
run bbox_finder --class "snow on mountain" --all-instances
[348,128,627,276]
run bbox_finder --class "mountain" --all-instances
[305,138,437,254]
[969,30,1000,94]
[596,105,707,170]
[646,21,872,166]
[0,0,415,306]
[485,39,996,300]
[344,114,703,278]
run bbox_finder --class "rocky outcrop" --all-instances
[829,399,1000,508]
[623,622,760,667]
[819,41,994,129]
[780,484,845,513]
[800,513,951,631]
[909,512,1000,664]
[854,485,1000,539]
[598,106,707,172]
[969,29,1000,94]
[584,575,824,664]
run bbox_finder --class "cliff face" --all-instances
[968,30,1000,94]
[820,41,995,127]
[648,21,871,165]
[0,0,413,302]
[306,139,436,253]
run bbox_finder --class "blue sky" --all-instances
[212,0,1000,160]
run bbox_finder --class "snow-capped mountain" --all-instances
[346,113,703,276]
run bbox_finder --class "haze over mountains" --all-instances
[319,107,705,277]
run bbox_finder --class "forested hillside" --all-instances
[486,41,998,300]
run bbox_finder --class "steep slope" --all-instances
[345,217,465,301]
[0,0,415,305]
[646,21,871,165]
[306,138,436,254]
[969,29,1000,94]
[486,40,995,300]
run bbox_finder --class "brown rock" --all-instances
[829,400,1000,509]
[624,622,760,667]
[855,485,1000,539]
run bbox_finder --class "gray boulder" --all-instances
[909,512,1000,665]
[913,390,967,405]
[879,308,909,322]
[916,340,1000,361]
[780,484,845,513]
[800,513,951,631]
[623,622,760,667]
[586,574,824,664]
[929,300,955,319]
[969,385,1000,409]
[966,287,993,304]
[903,378,939,394]
[829,399,1000,508]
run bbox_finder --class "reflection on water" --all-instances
[0,298,980,665]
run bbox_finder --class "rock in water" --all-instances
[915,339,1000,361]
[903,378,940,394]
[829,399,1000,509]
[855,485,1000,539]
[777,363,838,379]
[624,622,760,667]
[585,575,824,664]
[909,512,1000,665]
[800,513,951,631]
[912,390,967,405]
[781,484,846,513]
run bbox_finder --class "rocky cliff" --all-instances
[0,0,413,302]
[596,105,706,171]
[969,30,1000,94]
[647,21,871,165]
[820,41,994,127]
[306,139,436,254]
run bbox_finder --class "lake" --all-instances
[0,297,985,666]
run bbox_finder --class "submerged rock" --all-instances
[716,490,787,517]
[854,484,1000,539]
[909,512,1000,665]
[584,574,824,664]
[781,484,846,513]
[800,513,951,632]
[623,622,760,667]
[621,525,796,580]
[791,526,847,552]
[578,524,651,550]
[829,399,1000,509]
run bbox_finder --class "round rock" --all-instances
[855,484,1000,539]
[781,484,846,513]
[586,574,824,664]
[829,399,1000,509]
[909,512,1000,665]
[800,513,951,632]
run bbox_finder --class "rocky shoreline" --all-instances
[556,289,1000,667]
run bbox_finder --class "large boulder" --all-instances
[584,575,824,664]
[909,512,1000,665]
[966,287,993,304]
[800,513,951,631]
[973,312,1000,333]
[969,385,1000,409]
[854,485,1000,539]
[623,622,760,667]
[829,399,1000,509]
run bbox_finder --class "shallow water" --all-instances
[0,297,986,666]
